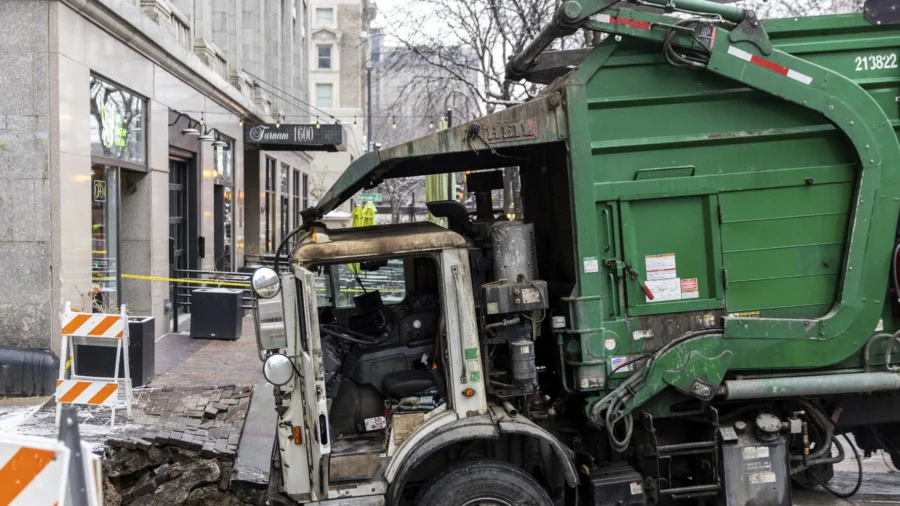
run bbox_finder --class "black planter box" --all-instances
[191,288,243,340]
[74,316,155,387]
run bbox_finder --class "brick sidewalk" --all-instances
[152,315,264,388]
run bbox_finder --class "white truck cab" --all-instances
[250,222,576,506]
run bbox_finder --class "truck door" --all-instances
[296,267,331,498]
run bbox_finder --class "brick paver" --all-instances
[153,315,263,388]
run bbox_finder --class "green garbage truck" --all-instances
[249,1,900,504]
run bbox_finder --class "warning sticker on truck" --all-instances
[522,288,541,304]
[681,278,699,299]
[584,257,599,273]
[645,278,681,302]
[748,471,777,485]
[742,446,770,460]
[633,329,654,340]
[645,253,676,280]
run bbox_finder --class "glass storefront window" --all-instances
[262,158,276,253]
[89,76,147,166]
[91,164,119,311]
[215,141,233,181]
[223,186,233,270]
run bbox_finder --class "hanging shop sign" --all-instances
[243,123,346,151]
[89,76,147,166]
[93,179,107,202]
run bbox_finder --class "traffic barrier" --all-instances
[55,380,119,406]
[0,434,70,506]
[57,302,133,427]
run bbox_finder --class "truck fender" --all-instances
[385,406,578,505]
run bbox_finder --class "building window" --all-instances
[214,139,233,181]
[315,7,333,25]
[293,169,302,228]
[91,164,119,311]
[303,173,309,209]
[281,163,290,243]
[316,83,333,108]
[262,157,277,254]
[89,76,147,167]
[317,45,332,69]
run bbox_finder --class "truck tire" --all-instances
[414,459,552,506]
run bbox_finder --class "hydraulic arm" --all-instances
[510,0,900,428]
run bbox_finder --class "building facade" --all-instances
[0,0,330,357]
[306,0,373,199]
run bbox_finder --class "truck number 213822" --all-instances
[855,54,898,71]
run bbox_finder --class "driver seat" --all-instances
[382,370,435,399]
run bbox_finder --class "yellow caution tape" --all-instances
[120,274,250,288]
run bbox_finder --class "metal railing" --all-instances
[254,254,292,273]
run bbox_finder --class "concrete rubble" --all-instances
[100,384,264,506]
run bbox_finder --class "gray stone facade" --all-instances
[0,0,315,355]
[0,1,53,350]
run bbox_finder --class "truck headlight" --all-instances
[263,353,295,386]
[251,267,281,299]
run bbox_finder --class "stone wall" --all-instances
[0,0,54,349]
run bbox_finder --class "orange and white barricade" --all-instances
[57,302,133,426]
[0,435,70,506]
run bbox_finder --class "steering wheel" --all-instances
[320,324,379,345]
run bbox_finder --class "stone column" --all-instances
[0,1,54,350]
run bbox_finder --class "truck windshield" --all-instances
[315,259,407,308]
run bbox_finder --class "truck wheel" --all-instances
[414,459,552,506]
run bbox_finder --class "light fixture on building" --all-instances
[181,119,200,136]
[239,117,244,126]
[392,117,397,129]
[199,113,205,126]
[212,139,228,148]
[198,126,215,142]
[353,116,357,128]
[429,118,434,129]
[316,116,320,129]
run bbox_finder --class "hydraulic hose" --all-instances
[810,434,863,499]
[790,399,833,463]
[589,328,724,453]
[790,434,844,474]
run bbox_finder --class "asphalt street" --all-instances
[794,453,900,505]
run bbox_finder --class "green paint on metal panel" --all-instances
[464,347,478,360]
[469,371,481,383]
[621,195,723,316]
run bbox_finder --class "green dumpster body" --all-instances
[305,13,900,416]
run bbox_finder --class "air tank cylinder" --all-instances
[511,339,537,385]
[491,221,538,281]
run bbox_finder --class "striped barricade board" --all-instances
[0,435,70,506]
[56,380,119,407]
[61,311,125,339]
